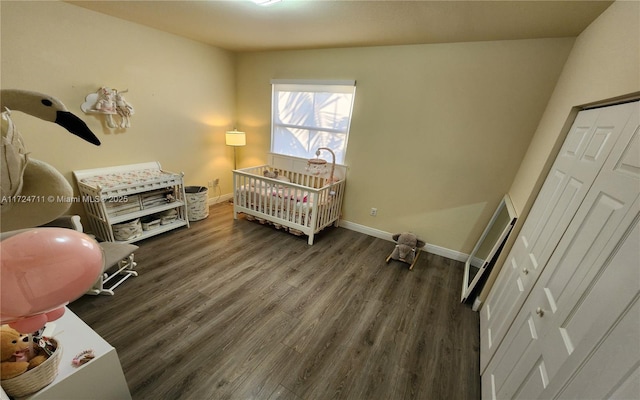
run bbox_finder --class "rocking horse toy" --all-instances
[386,232,426,270]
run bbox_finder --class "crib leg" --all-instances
[308,233,314,245]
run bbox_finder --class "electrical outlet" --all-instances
[370,207,377,216]
[213,178,219,186]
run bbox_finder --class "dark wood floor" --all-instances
[70,202,480,400]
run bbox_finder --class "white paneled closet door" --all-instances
[482,101,639,399]
[480,101,639,374]
[480,101,639,399]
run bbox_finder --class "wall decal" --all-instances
[81,87,134,129]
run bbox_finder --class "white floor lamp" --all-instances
[225,129,246,170]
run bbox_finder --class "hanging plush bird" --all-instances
[0,89,101,231]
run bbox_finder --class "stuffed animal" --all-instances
[1,89,101,232]
[263,169,278,179]
[0,325,48,380]
[386,232,426,270]
[1,90,102,334]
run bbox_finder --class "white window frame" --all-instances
[270,79,356,165]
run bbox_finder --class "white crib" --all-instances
[233,154,346,245]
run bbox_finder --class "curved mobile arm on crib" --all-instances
[312,147,336,184]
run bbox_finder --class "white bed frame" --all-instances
[233,154,347,245]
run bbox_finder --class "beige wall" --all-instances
[1,1,236,219]
[508,0,640,215]
[237,39,573,253]
[480,0,640,302]
[5,1,626,257]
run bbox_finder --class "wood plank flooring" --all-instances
[69,203,480,399]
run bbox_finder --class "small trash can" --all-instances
[185,186,209,221]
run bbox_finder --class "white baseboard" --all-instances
[208,193,233,204]
[214,197,468,263]
[472,297,483,311]
[339,220,468,263]
[338,220,389,241]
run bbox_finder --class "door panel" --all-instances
[544,191,625,314]
[482,102,639,399]
[512,358,549,399]
[480,102,638,372]
[483,285,553,399]
[482,310,546,399]
[540,202,639,384]
[605,362,639,400]
[538,110,639,383]
[545,213,639,399]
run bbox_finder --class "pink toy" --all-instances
[0,228,104,333]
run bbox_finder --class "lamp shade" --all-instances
[225,130,246,146]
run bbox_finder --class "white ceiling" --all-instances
[67,0,614,52]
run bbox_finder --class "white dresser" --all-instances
[74,162,189,243]
[1,308,131,400]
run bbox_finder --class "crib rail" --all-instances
[233,165,345,245]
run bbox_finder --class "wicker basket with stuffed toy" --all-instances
[1,338,62,398]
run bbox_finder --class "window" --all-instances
[271,80,356,164]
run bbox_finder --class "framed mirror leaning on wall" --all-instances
[461,195,517,304]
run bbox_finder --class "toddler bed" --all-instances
[233,155,346,245]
